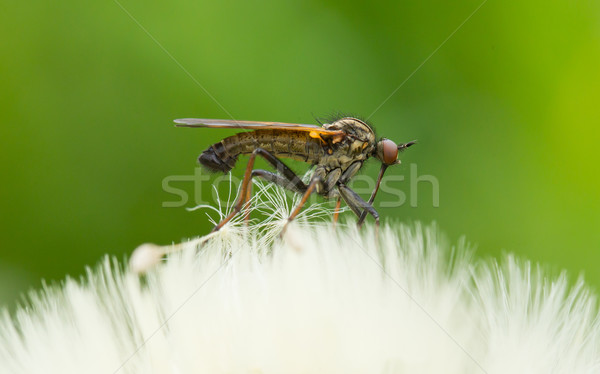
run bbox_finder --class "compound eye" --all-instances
[381,139,399,165]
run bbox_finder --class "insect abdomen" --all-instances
[198,143,237,173]
[198,130,324,173]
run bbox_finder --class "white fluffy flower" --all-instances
[1,182,599,373]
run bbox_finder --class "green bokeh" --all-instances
[1,0,599,309]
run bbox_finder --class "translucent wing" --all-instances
[174,118,345,137]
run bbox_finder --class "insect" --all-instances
[175,117,415,232]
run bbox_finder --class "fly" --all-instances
[175,117,415,232]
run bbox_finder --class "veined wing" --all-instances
[174,118,345,138]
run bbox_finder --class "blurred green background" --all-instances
[1,0,599,309]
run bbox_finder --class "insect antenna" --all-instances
[398,140,417,151]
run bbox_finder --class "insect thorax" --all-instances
[318,118,376,171]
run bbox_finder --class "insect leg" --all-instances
[357,164,388,227]
[338,184,380,227]
[242,175,254,224]
[333,197,342,226]
[280,176,324,236]
[251,169,307,194]
[287,176,324,222]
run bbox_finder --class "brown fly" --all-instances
[175,117,415,232]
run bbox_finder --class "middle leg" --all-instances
[333,197,342,226]
[280,176,324,236]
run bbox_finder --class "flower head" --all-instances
[1,181,598,373]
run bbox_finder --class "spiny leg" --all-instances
[212,149,307,232]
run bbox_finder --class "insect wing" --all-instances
[174,118,345,137]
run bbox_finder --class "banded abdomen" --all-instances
[199,130,325,173]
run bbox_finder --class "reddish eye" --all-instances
[382,139,398,165]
